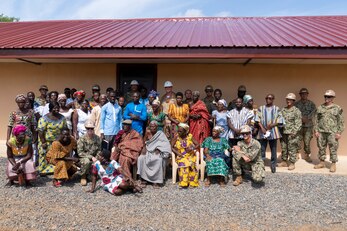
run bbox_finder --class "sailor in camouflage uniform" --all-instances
[278,93,302,170]
[232,125,265,186]
[77,121,102,185]
[314,90,344,173]
[295,88,316,162]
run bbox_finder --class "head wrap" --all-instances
[15,94,26,103]
[213,125,224,134]
[148,90,159,98]
[73,90,86,98]
[12,125,27,136]
[149,120,158,126]
[178,123,190,133]
[218,99,227,108]
[192,90,200,96]
[57,94,67,102]
[152,99,161,106]
[243,95,253,104]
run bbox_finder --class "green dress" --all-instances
[37,114,67,174]
[148,112,166,131]
[201,137,230,177]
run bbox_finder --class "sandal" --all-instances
[133,185,143,193]
[53,180,62,188]
[204,181,211,187]
[5,181,14,188]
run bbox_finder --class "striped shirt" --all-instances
[227,107,253,139]
[168,103,189,123]
[255,105,284,140]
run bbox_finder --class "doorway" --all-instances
[117,64,157,96]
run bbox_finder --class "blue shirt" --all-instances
[123,102,147,135]
[100,102,123,136]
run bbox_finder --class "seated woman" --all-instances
[201,126,231,187]
[88,149,142,196]
[6,125,36,187]
[137,121,172,188]
[46,128,79,187]
[171,123,200,188]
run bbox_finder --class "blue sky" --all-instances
[1,0,347,21]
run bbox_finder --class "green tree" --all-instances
[0,13,19,22]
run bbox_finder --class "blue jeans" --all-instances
[259,139,278,166]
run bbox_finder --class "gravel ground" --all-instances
[0,157,347,231]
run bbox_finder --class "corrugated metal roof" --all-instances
[0,16,346,49]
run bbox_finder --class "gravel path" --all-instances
[0,157,346,231]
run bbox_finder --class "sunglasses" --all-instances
[205,89,213,92]
[265,97,274,100]
[86,128,94,130]
[324,96,334,98]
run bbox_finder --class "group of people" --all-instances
[5,80,344,195]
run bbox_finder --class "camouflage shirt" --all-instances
[77,134,102,160]
[314,104,345,134]
[234,139,262,162]
[295,99,316,127]
[281,106,302,135]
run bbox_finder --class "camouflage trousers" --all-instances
[317,132,339,163]
[79,157,93,176]
[232,157,265,183]
[281,134,299,163]
[297,127,313,154]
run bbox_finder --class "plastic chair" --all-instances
[172,150,200,184]
[199,148,229,182]
[111,147,137,180]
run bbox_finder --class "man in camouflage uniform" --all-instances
[77,121,102,186]
[314,90,344,173]
[278,93,302,170]
[295,88,316,162]
[232,125,265,186]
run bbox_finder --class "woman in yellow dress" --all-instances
[171,123,199,188]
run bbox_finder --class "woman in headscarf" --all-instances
[37,102,67,175]
[58,94,74,133]
[201,126,231,187]
[7,94,37,143]
[46,128,79,187]
[6,125,36,187]
[171,123,200,188]
[147,99,166,131]
[72,90,86,109]
[72,99,91,139]
[146,90,159,114]
[212,99,229,139]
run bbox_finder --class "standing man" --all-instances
[255,94,284,173]
[314,90,344,173]
[160,81,176,103]
[100,91,123,150]
[89,94,108,136]
[232,125,265,186]
[123,92,147,136]
[278,93,302,170]
[228,85,247,110]
[77,121,102,186]
[202,85,215,114]
[125,80,140,104]
[295,88,316,162]
[35,85,48,106]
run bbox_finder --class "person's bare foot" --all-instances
[5,180,14,188]
[153,183,160,189]
[204,180,211,187]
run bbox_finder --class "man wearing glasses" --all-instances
[314,90,344,173]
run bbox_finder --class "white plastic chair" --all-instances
[111,146,137,180]
[172,150,200,184]
[199,148,229,182]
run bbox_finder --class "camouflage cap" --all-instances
[299,88,309,94]
[324,90,336,97]
[285,93,296,100]
[84,120,95,128]
[238,85,246,91]
[240,125,252,133]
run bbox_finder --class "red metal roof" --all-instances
[0,16,346,49]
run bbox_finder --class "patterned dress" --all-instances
[148,111,166,131]
[46,138,77,180]
[201,137,230,177]
[8,109,36,139]
[168,103,189,138]
[92,160,125,195]
[174,134,199,187]
[37,115,67,174]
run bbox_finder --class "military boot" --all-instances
[330,163,336,173]
[314,161,325,169]
[288,163,295,171]
[232,176,243,186]
[277,161,288,167]
[304,154,312,163]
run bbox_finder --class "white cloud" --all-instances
[175,8,204,17]
[215,11,233,17]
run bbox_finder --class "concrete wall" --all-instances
[1,62,347,156]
